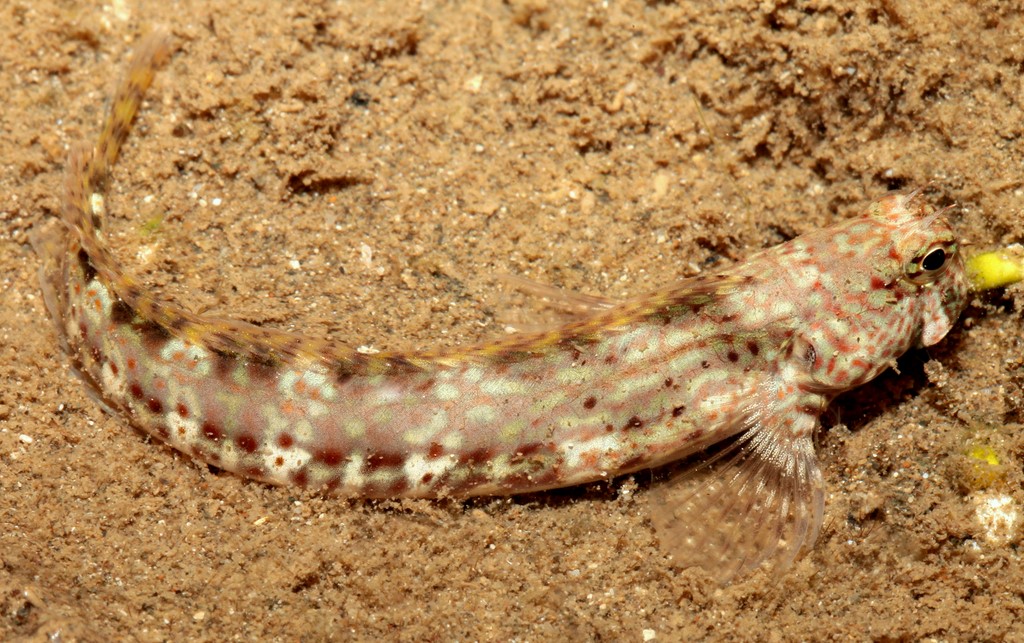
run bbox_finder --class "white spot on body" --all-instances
[83,280,113,326]
[403,453,457,489]
[402,409,449,445]
[101,359,128,401]
[262,439,312,476]
[342,455,366,488]
[433,381,460,402]
[563,433,622,470]
[167,412,200,449]
[479,377,527,398]
[466,405,497,425]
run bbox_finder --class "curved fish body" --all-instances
[34,32,969,579]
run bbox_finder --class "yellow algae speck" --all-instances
[967,246,1024,290]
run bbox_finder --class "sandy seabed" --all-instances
[2,1,1023,640]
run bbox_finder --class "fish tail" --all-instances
[65,30,175,318]
[87,29,173,205]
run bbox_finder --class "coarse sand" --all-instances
[1,1,1023,640]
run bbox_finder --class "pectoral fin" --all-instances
[650,387,825,584]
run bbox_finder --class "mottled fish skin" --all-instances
[34,32,969,580]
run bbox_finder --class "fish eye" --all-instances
[921,248,946,271]
[906,242,956,284]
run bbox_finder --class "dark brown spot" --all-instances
[388,478,410,495]
[624,416,644,430]
[747,340,760,356]
[291,469,310,487]
[167,315,188,332]
[277,433,295,449]
[459,448,494,466]
[701,360,710,369]
[421,472,435,484]
[315,448,346,467]
[146,397,163,414]
[428,443,444,459]
[201,422,223,442]
[246,358,276,383]
[110,299,135,325]
[137,320,172,351]
[664,378,674,389]
[334,368,354,386]
[511,442,548,463]
[176,402,188,418]
[603,354,617,365]
[805,344,817,367]
[244,465,265,479]
[213,350,236,378]
[78,322,89,341]
[235,434,259,454]
[672,405,686,417]
[727,350,739,363]
[414,377,436,393]
[110,362,119,376]
[366,452,405,470]
[129,382,144,400]
[77,249,98,281]
[583,396,597,410]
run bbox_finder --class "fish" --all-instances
[32,30,969,582]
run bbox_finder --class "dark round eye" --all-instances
[906,242,956,284]
[921,247,947,272]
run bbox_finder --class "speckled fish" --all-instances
[33,31,969,582]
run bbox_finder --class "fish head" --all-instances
[870,190,969,347]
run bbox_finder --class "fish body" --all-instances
[35,32,969,579]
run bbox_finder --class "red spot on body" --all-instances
[583,396,597,409]
[126,357,137,371]
[201,422,223,442]
[428,443,444,459]
[366,452,405,470]
[459,448,494,466]
[624,416,644,430]
[176,403,189,418]
[244,465,265,479]
[129,382,144,400]
[388,478,410,495]
[146,397,163,414]
[315,448,346,467]
[870,276,886,290]
[110,362,119,376]
[277,433,295,449]
[421,473,435,484]
[727,350,739,362]
[291,469,310,487]
[235,434,259,454]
